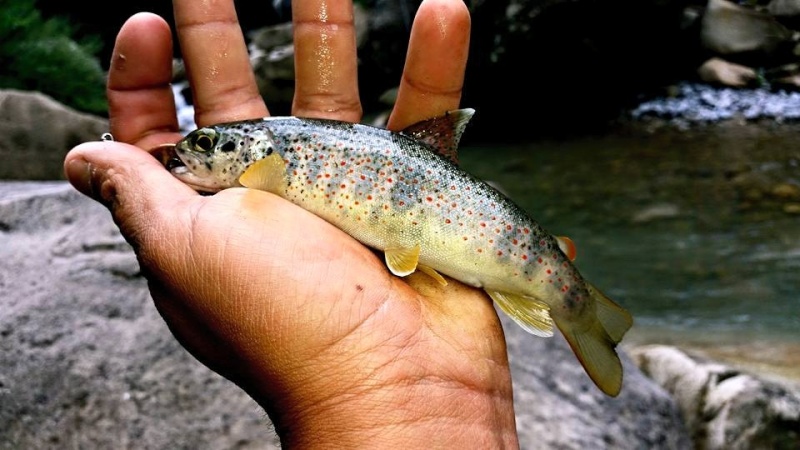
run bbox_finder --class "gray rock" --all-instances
[504,317,691,449]
[630,345,800,450]
[1,182,689,449]
[701,0,797,63]
[0,182,279,449]
[697,57,759,88]
[0,90,108,180]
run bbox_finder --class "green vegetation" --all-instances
[0,0,107,115]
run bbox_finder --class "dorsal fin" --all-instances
[400,108,475,165]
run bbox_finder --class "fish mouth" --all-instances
[149,143,185,172]
[149,143,222,193]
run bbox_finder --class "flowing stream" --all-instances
[459,121,800,378]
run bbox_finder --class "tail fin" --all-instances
[554,284,633,397]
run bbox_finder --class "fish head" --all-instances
[171,120,276,192]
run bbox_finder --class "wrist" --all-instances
[274,369,518,449]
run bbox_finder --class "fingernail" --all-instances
[65,158,95,199]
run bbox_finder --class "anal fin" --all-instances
[486,290,554,337]
[417,264,448,286]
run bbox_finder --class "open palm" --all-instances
[65,0,519,447]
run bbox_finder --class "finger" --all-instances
[64,141,196,245]
[173,0,268,125]
[107,13,183,149]
[387,0,470,131]
[291,0,362,122]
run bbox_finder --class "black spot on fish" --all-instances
[266,147,273,155]
[221,141,236,152]
[205,161,213,170]
[356,284,364,291]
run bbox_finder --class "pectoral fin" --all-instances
[384,244,421,277]
[238,153,288,195]
[486,290,554,337]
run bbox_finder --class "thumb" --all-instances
[63,140,197,249]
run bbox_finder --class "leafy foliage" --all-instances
[0,0,107,115]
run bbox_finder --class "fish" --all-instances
[169,109,633,396]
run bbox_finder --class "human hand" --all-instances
[64,0,519,447]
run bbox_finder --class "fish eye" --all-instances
[193,132,216,153]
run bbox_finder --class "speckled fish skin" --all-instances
[172,110,633,396]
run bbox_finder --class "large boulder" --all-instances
[0,90,108,180]
[0,183,279,449]
[630,345,800,449]
[0,182,689,448]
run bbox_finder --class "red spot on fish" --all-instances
[480,222,486,227]
[426,196,433,202]
[506,225,512,231]
[538,257,543,263]
[451,202,457,208]
[325,174,331,178]
[445,218,451,224]
[561,286,569,293]
[367,195,373,200]
[387,177,393,183]
[340,161,346,166]
[497,251,503,256]
[546,269,552,274]
[450,185,456,190]
[360,175,366,180]
[340,184,346,189]
[522,255,528,260]
[477,248,483,253]
[523,228,530,234]
[512,239,518,245]
[399,201,405,206]
[462,236,468,241]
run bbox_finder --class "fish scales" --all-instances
[170,110,633,396]
[218,117,569,299]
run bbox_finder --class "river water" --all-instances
[459,121,800,379]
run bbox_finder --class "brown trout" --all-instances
[170,109,633,396]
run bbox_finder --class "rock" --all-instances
[0,90,108,180]
[768,0,800,19]
[701,0,798,66]
[1,182,690,449]
[503,315,691,449]
[771,182,800,200]
[632,203,681,224]
[0,182,280,449]
[630,345,800,450]
[697,57,759,88]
